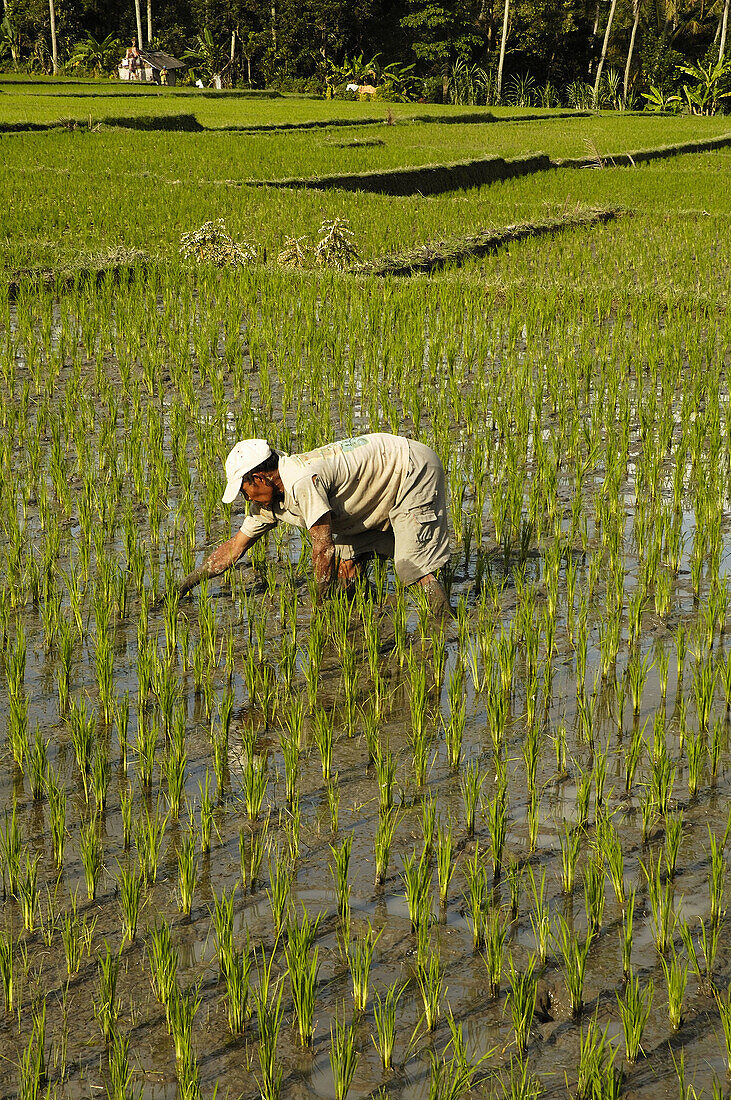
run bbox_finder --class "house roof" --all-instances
[139,50,186,70]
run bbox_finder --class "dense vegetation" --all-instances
[2,0,731,106]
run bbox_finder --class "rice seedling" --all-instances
[583,856,606,937]
[428,1010,493,1100]
[558,822,581,894]
[164,727,187,821]
[553,915,591,1018]
[107,1029,137,1100]
[417,946,445,1032]
[372,980,405,1071]
[117,863,144,942]
[641,850,677,956]
[685,729,706,801]
[147,918,179,1010]
[375,806,399,888]
[706,845,726,941]
[502,1053,543,1100]
[198,771,215,855]
[168,981,202,1065]
[710,717,725,784]
[94,941,122,1042]
[596,819,625,906]
[285,906,321,1047]
[444,696,465,771]
[278,723,300,805]
[240,824,267,893]
[665,811,683,879]
[661,946,687,1030]
[327,774,340,834]
[575,1013,620,1100]
[330,1002,360,1100]
[461,760,485,838]
[507,954,537,1056]
[135,803,167,885]
[45,768,66,872]
[16,852,40,932]
[693,657,718,731]
[19,997,47,1100]
[27,727,48,801]
[67,696,95,802]
[617,972,653,1063]
[0,930,13,1013]
[402,847,432,933]
[374,744,396,813]
[225,939,252,1036]
[120,785,133,850]
[714,986,731,1074]
[330,834,353,925]
[134,709,158,791]
[243,742,270,820]
[177,827,198,917]
[485,771,508,882]
[211,883,236,981]
[680,913,722,987]
[619,887,635,981]
[80,817,104,900]
[254,950,285,1100]
[575,770,592,830]
[436,817,456,907]
[267,850,292,937]
[463,842,490,952]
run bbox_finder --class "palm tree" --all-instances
[49,0,57,72]
[719,0,729,59]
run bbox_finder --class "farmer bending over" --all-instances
[178,433,451,614]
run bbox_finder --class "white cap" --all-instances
[221,439,272,504]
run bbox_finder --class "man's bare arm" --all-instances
[178,530,257,597]
[309,513,337,602]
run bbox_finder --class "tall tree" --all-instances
[496,0,509,99]
[623,0,641,104]
[593,0,618,99]
[133,0,143,53]
[401,0,477,99]
[146,0,151,43]
[48,0,57,70]
[719,0,729,58]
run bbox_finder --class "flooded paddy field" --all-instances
[2,82,731,1100]
[2,261,731,1100]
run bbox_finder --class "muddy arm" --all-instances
[178,530,257,597]
[309,513,338,603]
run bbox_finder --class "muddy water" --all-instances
[3,548,731,1100]
[2,316,731,1100]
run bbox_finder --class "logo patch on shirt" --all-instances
[289,437,369,467]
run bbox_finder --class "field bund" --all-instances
[250,133,731,195]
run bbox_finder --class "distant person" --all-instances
[125,42,140,74]
[178,434,452,614]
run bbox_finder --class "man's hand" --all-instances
[178,530,253,597]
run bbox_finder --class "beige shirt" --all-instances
[239,434,410,545]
